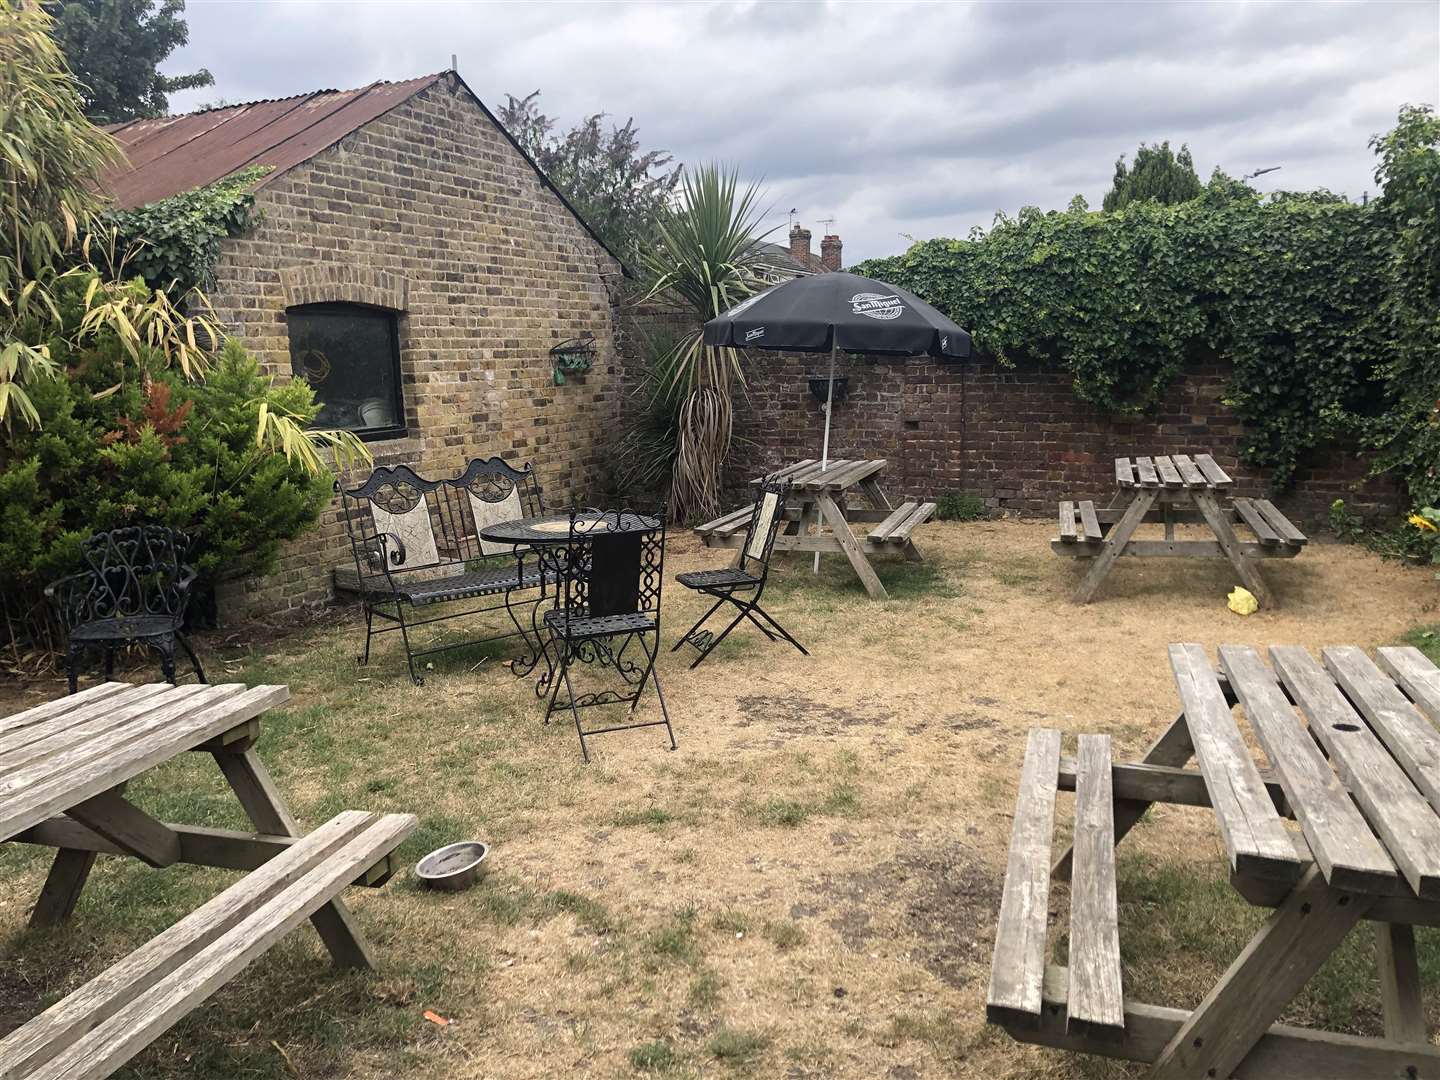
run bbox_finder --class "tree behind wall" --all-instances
[498,90,681,266]
[45,0,213,123]
[1103,141,1205,211]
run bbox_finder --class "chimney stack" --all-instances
[821,232,843,272]
[789,224,812,267]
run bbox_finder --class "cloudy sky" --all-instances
[165,0,1440,263]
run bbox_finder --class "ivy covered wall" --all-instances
[853,188,1391,495]
[849,107,1440,519]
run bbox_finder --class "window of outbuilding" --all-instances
[286,302,405,440]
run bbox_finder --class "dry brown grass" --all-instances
[1,519,1437,1079]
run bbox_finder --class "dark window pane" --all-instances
[287,304,404,437]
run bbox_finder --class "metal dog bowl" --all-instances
[415,841,489,891]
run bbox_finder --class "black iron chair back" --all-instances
[555,508,666,623]
[50,526,198,628]
[46,526,207,692]
[545,506,674,762]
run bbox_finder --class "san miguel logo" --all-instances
[851,292,905,320]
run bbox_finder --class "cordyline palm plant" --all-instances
[0,0,364,471]
[639,163,771,522]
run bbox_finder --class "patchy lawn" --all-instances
[1,519,1437,1078]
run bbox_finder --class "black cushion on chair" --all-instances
[675,568,761,591]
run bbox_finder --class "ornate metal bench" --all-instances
[337,457,553,684]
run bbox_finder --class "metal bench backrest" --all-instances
[739,477,792,580]
[452,456,545,557]
[339,458,544,588]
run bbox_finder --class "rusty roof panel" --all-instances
[102,74,445,209]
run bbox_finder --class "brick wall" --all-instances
[719,350,1403,524]
[205,75,625,620]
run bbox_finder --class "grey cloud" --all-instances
[165,0,1438,261]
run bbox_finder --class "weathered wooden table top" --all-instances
[750,458,887,494]
[0,681,289,844]
[1170,642,1440,902]
[1115,453,1232,491]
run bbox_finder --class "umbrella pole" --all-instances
[814,341,837,575]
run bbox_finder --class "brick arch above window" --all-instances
[279,264,409,312]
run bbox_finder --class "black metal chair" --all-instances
[338,457,552,685]
[673,477,807,669]
[542,507,675,762]
[46,526,208,694]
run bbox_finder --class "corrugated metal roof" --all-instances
[100,71,628,274]
[102,74,446,208]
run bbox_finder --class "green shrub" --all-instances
[0,280,333,649]
[107,166,271,293]
[1330,499,1440,566]
[935,492,986,521]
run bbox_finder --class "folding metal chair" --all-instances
[542,507,676,762]
[673,476,808,669]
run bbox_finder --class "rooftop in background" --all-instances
[99,71,626,271]
[101,74,447,209]
[752,223,843,283]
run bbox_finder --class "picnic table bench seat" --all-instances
[1056,499,1103,545]
[867,500,936,543]
[989,728,1125,1041]
[0,809,415,1080]
[1230,497,1308,548]
[694,503,757,541]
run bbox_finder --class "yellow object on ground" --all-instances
[1228,586,1259,615]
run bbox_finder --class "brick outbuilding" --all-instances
[103,71,627,619]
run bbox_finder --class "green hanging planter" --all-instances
[551,334,597,385]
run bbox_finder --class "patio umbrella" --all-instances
[704,271,971,569]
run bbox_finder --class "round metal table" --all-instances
[477,511,660,548]
[478,512,660,695]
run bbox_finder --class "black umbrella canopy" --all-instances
[702,271,971,359]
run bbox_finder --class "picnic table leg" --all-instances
[1052,707,1194,880]
[859,476,892,511]
[816,492,888,600]
[214,745,377,969]
[1148,866,1372,1080]
[1193,490,1274,608]
[30,848,98,926]
[1376,922,1427,1043]
[1072,488,1157,604]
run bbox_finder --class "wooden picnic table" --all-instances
[989,643,1440,1079]
[694,458,935,600]
[0,682,414,1080]
[1053,452,1306,607]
